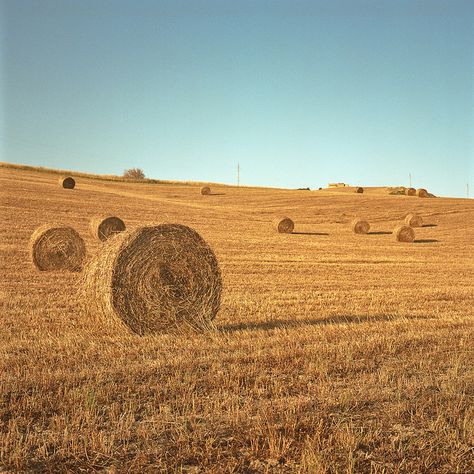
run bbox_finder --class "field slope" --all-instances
[1,165,474,473]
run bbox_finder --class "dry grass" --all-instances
[1,164,474,473]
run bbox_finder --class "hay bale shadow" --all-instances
[219,314,431,333]
[422,224,437,228]
[367,231,391,235]
[291,232,329,236]
[414,239,439,244]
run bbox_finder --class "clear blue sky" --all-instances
[1,0,473,196]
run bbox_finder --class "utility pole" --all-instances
[409,173,412,188]
[467,182,469,198]
[237,163,240,187]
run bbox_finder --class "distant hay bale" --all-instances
[406,187,416,196]
[81,224,222,335]
[416,188,428,198]
[405,213,423,227]
[59,176,75,189]
[394,225,415,243]
[355,187,364,193]
[30,225,85,271]
[351,218,370,234]
[201,186,211,195]
[273,216,294,234]
[90,216,126,241]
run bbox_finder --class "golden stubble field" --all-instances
[1,164,474,473]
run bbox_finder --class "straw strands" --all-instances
[394,225,415,242]
[81,224,222,335]
[273,217,294,234]
[90,216,126,241]
[30,225,86,271]
[405,213,423,227]
[351,219,370,234]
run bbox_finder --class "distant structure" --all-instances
[328,182,348,188]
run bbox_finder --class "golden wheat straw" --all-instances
[81,224,222,335]
[30,224,85,271]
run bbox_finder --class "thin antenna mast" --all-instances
[237,163,240,187]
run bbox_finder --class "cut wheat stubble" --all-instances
[30,224,86,271]
[81,224,222,335]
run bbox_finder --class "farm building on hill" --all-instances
[328,182,348,188]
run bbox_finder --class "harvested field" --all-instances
[1,164,474,473]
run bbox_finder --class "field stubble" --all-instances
[1,166,474,473]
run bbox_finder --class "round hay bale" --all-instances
[405,213,423,227]
[30,225,85,271]
[355,187,364,193]
[59,176,75,189]
[406,187,416,196]
[90,216,126,241]
[201,186,211,195]
[351,219,370,234]
[416,188,428,198]
[273,216,294,234]
[394,225,415,243]
[81,224,222,335]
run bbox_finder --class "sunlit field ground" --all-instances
[1,164,473,473]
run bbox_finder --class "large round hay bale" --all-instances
[30,225,85,271]
[405,213,423,227]
[416,188,428,198]
[201,186,211,195]
[81,224,222,335]
[59,176,75,189]
[355,187,364,193]
[90,216,126,241]
[273,216,294,234]
[406,187,416,196]
[351,219,370,234]
[394,225,415,242]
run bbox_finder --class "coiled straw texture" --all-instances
[30,224,86,271]
[394,225,415,242]
[273,217,294,234]
[351,219,370,234]
[90,216,126,241]
[81,224,222,335]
